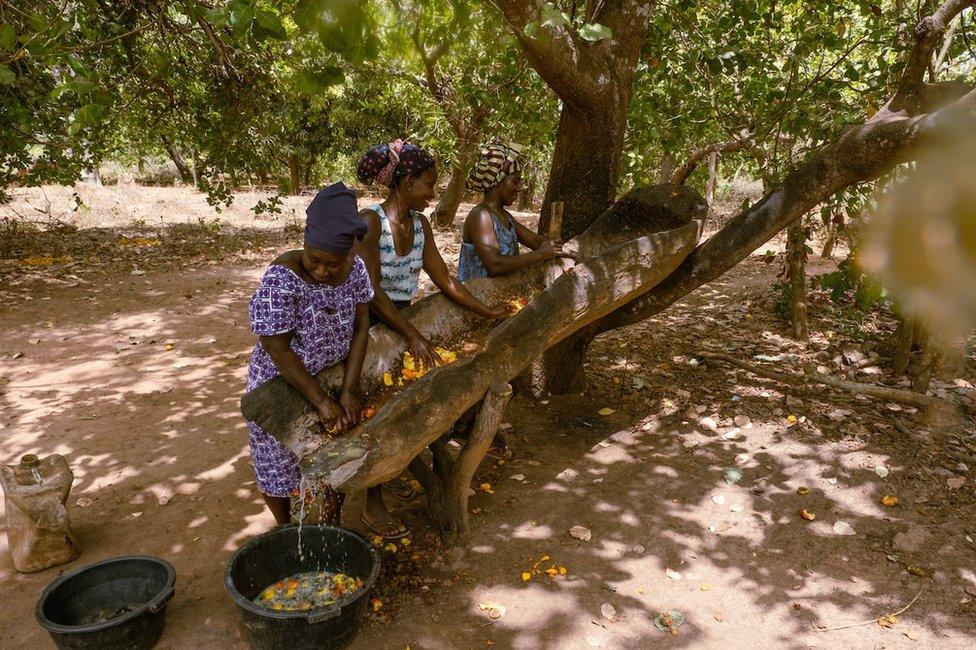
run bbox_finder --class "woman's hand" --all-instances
[535,239,558,260]
[338,390,362,427]
[408,332,440,370]
[553,240,579,261]
[315,395,349,434]
[484,303,509,319]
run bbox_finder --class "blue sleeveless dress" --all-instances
[458,208,519,281]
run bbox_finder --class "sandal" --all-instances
[361,515,411,540]
[383,478,420,502]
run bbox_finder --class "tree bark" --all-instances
[432,155,473,228]
[288,154,301,196]
[160,135,193,184]
[517,163,537,210]
[705,151,719,204]
[786,220,809,340]
[820,211,841,258]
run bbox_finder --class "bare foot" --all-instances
[363,487,408,539]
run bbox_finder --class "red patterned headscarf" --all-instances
[357,140,436,188]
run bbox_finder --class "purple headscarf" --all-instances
[357,140,435,188]
[304,182,366,253]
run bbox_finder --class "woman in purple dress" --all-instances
[244,182,374,525]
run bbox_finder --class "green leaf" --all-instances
[254,10,286,39]
[204,7,228,27]
[0,64,15,85]
[540,3,570,28]
[578,23,612,41]
[229,3,255,34]
[0,23,17,51]
[76,103,104,125]
[296,66,344,94]
[523,20,539,38]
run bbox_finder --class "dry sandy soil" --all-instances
[1,184,974,649]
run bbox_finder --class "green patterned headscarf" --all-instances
[467,140,524,193]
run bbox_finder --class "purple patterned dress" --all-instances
[245,258,374,496]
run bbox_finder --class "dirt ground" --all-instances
[1,185,974,649]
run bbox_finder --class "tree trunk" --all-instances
[160,136,193,184]
[304,157,315,187]
[538,102,629,240]
[705,151,719,204]
[786,220,809,340]
[658,153,676,184]
[288,154,301,196]
[407,383,512,545]
[517,164,537,210]
[820,211,841,258]
[190,147,199,189]
[432,160,470,228]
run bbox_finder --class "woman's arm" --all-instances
[259,332,349,431]
[422,216,506,319]
[466,206,556,276]
[512,214,578,260]
[353,209,439,368]
[338,301,370,426]
[511,216,545,250]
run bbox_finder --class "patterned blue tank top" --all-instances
[458,208,519,281]
[370,204,425,302]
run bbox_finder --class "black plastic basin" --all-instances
[35,555,176,649]
[225,524,380,650]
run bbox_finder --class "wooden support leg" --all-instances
[441,382,513,546]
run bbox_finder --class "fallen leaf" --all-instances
[558,566,567,575]
[875,466,890,478]
[787,414,797,424]
[906,565,929,577]
[711,494,726,505]
[903,630,921,641]
[699,582,711,591]
[165,343,175,351]
[521,572,531,582]
[882,495,899,507]
[478,602,506,619]
[665,568,683,581]
[878,613,899,628]
[383,372,394,386]
[800,509,817,521]
[797,486,810,495]
[600,603,616,621]
[384,542,398,553]
[510,473,526,481]
[570,525,592,542]
[76,497,93,507]
[713,611,725,622]
[371,597,383,612]
[479,482,494,494]
[833,520,856,536]
[723,467,743,484]
[598,407,615,416]
[947,477,966,489]
[653,611,685,635]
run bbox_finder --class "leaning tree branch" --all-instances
[593,87,976,337]
[672,133,752,185]
[890,0,976,112]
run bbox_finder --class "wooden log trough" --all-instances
[241,184,708,544]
